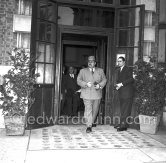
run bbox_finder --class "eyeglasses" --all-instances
[88,60,95,63]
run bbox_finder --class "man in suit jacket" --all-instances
[77,56,107,133]
[62,66,80,116]
[115,57,135,131]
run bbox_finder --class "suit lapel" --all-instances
[117,66,126,81]
[68,74,74,80]
[117,68,121,78]
[122,66,127,74]
[120,66,126,74]
[69,74,72,79]
[87,67,94,76]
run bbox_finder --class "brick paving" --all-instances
[0,125,166,163]
[29,125,165,150]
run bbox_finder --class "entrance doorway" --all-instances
[29,0,145,129]
[59,33,107,124]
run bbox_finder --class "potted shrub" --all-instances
[0,48,39,135]
[163,101,166,127]
[133,59,166,134]
[158,63,166,127]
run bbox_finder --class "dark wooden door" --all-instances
[27,0,57,129]
[112,5,145,126]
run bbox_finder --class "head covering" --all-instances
[88,56,95,61]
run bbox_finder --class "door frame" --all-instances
[29,0,145,129]
[54,25,114,123]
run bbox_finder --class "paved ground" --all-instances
[0,129,30,163]
[0,125,166,163]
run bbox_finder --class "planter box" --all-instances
[4,115,26,136]
[139,114,161,134]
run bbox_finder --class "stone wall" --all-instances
[0,0,17,65]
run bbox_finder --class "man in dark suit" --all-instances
[62,66,80,116]
[115,57,135,131]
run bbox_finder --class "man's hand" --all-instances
[75,89,81,94]
[116,83,123,90]
[94,84,100,89]
[76,89,81,93]
[87,82,92,88]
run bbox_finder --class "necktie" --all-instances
[91,68,94,74]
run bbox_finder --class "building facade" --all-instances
[0,0,165,128]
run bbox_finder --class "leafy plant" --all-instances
[0,48,39,116]
[133,60,166,116]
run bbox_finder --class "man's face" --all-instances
[88,58,96,68]
[69,67,74,74]
[117,58,125,67]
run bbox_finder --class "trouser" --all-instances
[83,99,101,127]
[119,98,133,128]
[64,94,79,116]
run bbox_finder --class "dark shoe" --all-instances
[117,127,127,132]
[86,127,92,133]
[92,124,97,127]
[114,125,120,129]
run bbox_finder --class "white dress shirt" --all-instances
[70,74,74,78]
[120,66,124,72]
[89,68,95,73]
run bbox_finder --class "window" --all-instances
[90,0,113,4]
[34,0,56,84]
[115,6,144,65]
[16,0,32,15]
[16,33,30,49]
[120,0,130,5]
[58,5,114,28]
[15,0,32,51]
